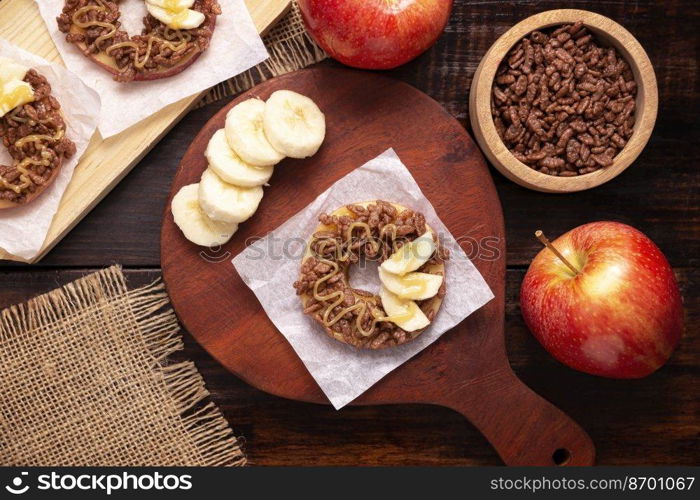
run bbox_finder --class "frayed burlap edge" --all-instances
[0,265,246,467]
[197,1,327,107]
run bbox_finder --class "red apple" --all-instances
[297,0,453,70]
[520,222,683,378]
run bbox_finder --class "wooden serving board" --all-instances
[160,67,595,466]
[0,0,291,263]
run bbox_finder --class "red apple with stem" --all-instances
[520,222,683,378]
[297,0,453,70]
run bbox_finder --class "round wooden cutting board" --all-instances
[161,67,595,466]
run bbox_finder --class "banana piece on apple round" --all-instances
[0,80,34,118]
[263,90,326,158]
[380,231,436,276]
[225,98,285,167]
[171,184,238,247]
[378,267,443,301]
[198,168,264,224]
[206,129,274,187]
[0,58,34,118]
[145,1,205,30]
[0,57,30,83]
[379,285,431,332]
[146,0,195,9]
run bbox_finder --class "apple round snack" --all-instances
[0,60,76,209]
[263,90,326,158]
[293,200,449,350]
[56,0,221,83]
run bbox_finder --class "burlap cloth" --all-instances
[198,0,327,107]
[0,266,245,466]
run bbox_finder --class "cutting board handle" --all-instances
[442,367,595,466]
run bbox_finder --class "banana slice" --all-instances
[0,80,35,118]
[205,129,274,187]
[225,98,285,167]
[380,285,430,332]
[263,90,326,158]
[146,4,205,29]
[198,168,264,224]
[171,184,238,247]
[0,57,29,83]
[146,0,195,10]
[378,267,443,301]
[380,231,436,276]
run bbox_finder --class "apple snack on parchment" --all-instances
[0,57,76,208]
[57,0,222,82]
[293,201,450,350]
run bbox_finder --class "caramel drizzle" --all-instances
[310,257,380,338]
[7,107,52,126]
[72,3,117,46]
[307,220,404,338]
[71,1,193,72]
[0,129,64,195]
[8,107,27,123]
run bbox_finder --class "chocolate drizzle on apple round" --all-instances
[57,0,221,82]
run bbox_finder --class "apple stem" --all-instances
[535,230,580,275]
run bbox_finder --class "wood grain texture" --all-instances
[0,0,291,263]
[26,1,699,269]
[0,0,698,466]
[160,67,593,465]
[0,267,696,466]
[469,9,658,193]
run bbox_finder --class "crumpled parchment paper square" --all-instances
[233,149,494,409]
[35,0,268,138]
[0,38,100,260]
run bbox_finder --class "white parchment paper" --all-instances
[36,0,269,138]
[233,149,495,409]
[0,39,99,260]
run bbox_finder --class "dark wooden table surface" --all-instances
[1,0,698,465]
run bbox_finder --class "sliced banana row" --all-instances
[172,90,326,247]
[378,232,443,332]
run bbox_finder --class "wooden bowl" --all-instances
[469,9,658,193]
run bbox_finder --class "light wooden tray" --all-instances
[0,0,291,262]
